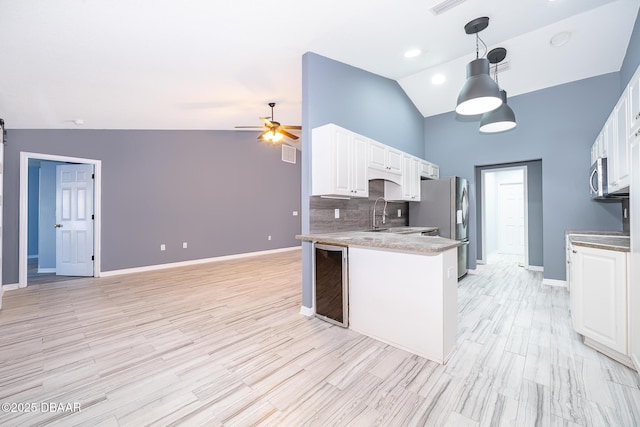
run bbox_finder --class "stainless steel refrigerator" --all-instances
[409,177,469,279]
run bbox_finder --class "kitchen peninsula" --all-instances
[297,227,461,364]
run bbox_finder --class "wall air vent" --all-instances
[282,144,296,164]
[490,61,511,79]
[430,0,467,15]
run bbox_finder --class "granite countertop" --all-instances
[296,226,461,254]
[567,231,630,252]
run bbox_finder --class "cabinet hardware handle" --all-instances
[572,250,577,253]
[54,224,63,228]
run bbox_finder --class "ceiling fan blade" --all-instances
[280,125,302,130]
[257,130,270,140]
[235,126,264,129]
[259,117,274,127]
[279,129,299,140]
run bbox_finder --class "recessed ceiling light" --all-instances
[550,31,571,47]
[432,74,446,85]
[404,49,422,58]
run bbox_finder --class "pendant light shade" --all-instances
[456,58,502,115]
[479,90,516,133]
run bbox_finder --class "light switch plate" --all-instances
[334,209,340,219]
[398,209,402,217]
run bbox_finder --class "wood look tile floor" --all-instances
[1,250,639,426]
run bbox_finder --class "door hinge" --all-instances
[92,173,95,179]
[91,255,95,261]
[92,214,95,220]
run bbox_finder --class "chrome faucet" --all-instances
[372,197,388,229]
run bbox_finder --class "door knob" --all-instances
[54,224,63,228]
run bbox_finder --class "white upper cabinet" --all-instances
[612,94,630,191]
[368,141,402,176]
[401,154,421,201]
[312,124,369,198]
[629,67,640,143]
[420,159,439,180]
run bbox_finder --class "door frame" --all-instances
[480,165,529,266]
[19,152,102,288]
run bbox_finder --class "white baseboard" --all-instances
[527,265,544,272]
[100,246,301,277]
[542,278,567,287]
[467,269,478,275]
[0,288,3,309]
[632,352,640,372]
[37,268,56,273]
[2,283,20,291]
[299,306,314,317]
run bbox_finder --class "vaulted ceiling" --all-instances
[1,0,638,133]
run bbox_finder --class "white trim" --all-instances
[2,283,19,291]
[466,268,478,275]
[480,165,529,267]
[632,353,640,372]
[527,265,544,272]
[542,278,567,287]
[19,152,102,288]
[37,268,56,274]
[101,246,301,277]
[299,306,314,316]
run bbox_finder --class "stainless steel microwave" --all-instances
[589,157,608,199]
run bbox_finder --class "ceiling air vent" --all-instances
[282,144,296,164]
[430,0,467,15]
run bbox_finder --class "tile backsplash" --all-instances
[309,180,409,233]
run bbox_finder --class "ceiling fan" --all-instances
[235,102,301,143]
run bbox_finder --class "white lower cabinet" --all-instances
[571,245,628,355]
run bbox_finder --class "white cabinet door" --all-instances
[368,141,402,175]
[311,124,369,198]
[352,134,369,197]
[629,68,640,140]
[386,148,403,175]
[401,155,421,201]
[614,94,630,190]
[572,245,627,354]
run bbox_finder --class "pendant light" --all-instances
[456,17,502,116]
[479,47,517,133]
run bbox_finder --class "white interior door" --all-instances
[498,182,525,255]
[56,164,94,276]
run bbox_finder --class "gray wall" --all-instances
[475,160,543,267]
[621,8,640,90]
[301,52,425,308]
[425,74,624,281]
[3,129,301,284]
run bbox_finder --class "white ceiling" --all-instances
[1,0,638,132]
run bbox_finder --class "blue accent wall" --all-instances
[621,7,640,90]
[425,73,624,280]
[301,52,425,308]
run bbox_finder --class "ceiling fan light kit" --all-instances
[235,102,301,144]
[455,16,502,116]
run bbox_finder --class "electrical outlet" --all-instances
[182,242,188,249]
[268,235,272,241]
[624,208,628,219]
[160,244,166,251]
[293,211,298,216]
[398,209,402,217]
[334,209,340,219]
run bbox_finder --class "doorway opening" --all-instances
[481,166,528,266]
[19,152,102,288]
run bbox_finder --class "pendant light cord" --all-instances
[475,33,488,59]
